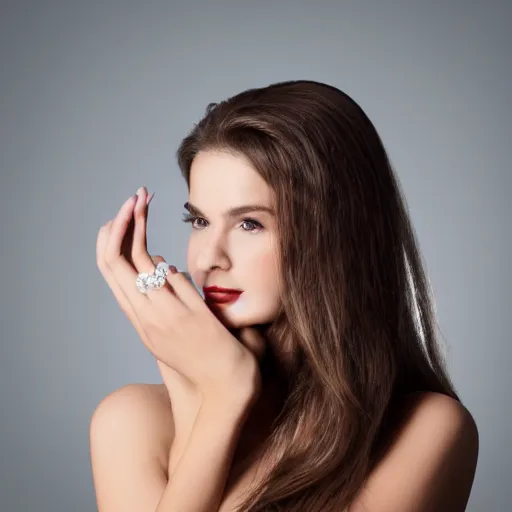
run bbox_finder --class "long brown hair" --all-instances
[176,80,460,511]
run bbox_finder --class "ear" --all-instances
[237,327,267,364]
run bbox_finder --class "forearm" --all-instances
[156,396,253,512]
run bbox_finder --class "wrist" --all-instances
[197,394,254,431]
[200,365,261,419]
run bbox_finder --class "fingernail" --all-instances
[125,194,137,206]
[146,192,155,205]
[169,265,177,274]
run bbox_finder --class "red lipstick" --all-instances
[203,286,243,305]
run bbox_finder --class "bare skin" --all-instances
[91,377,477,511]
[158,352,288,510]
[115,382,477,512]
[91,152,478,510]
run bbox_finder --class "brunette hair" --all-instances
[176,80,460,511]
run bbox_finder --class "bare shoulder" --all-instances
[350,391,479,512]
[91,383,174,470]
[89,383,174,511]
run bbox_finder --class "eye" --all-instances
[240,218,263,233]
[181,213,264,233]
[181,213,207,229]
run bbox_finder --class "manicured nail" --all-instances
[125,194,137,206]
[169,265,177,274]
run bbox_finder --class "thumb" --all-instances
[237,327,267,363]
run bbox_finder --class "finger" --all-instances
[238,327,267,363]
[120,191,153,269]
[111,246,188,319]
[99,223,185,365]
[103,193,153,312]
[150,255,176,294]
[132,186,157,274]
[97,220,151,344]
[152,259,196,292]
[105,193,139,265]
[164,266,206,310]
[143,257,190,315]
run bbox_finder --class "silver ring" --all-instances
[136,262,170,294]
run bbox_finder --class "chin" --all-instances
[206,303,276,329]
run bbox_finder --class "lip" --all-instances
[203,286,243,294]
[203,287,243,305]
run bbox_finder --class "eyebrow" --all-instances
[183,201,275,218]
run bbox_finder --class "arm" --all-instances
[156,392,255,512]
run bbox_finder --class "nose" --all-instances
[194,232,231,272]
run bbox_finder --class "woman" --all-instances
[91,80,479,511]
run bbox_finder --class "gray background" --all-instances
[1,1,510,510]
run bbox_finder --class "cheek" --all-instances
[241,251,282,314]
[243,247,279,287]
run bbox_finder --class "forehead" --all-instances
[189,150,273,205]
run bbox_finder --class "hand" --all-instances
[96,187,266,404]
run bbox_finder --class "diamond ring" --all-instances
[135,262,170,294]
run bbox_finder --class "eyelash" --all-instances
[181,213,264,233]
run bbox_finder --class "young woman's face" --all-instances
[185,150,282,329]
